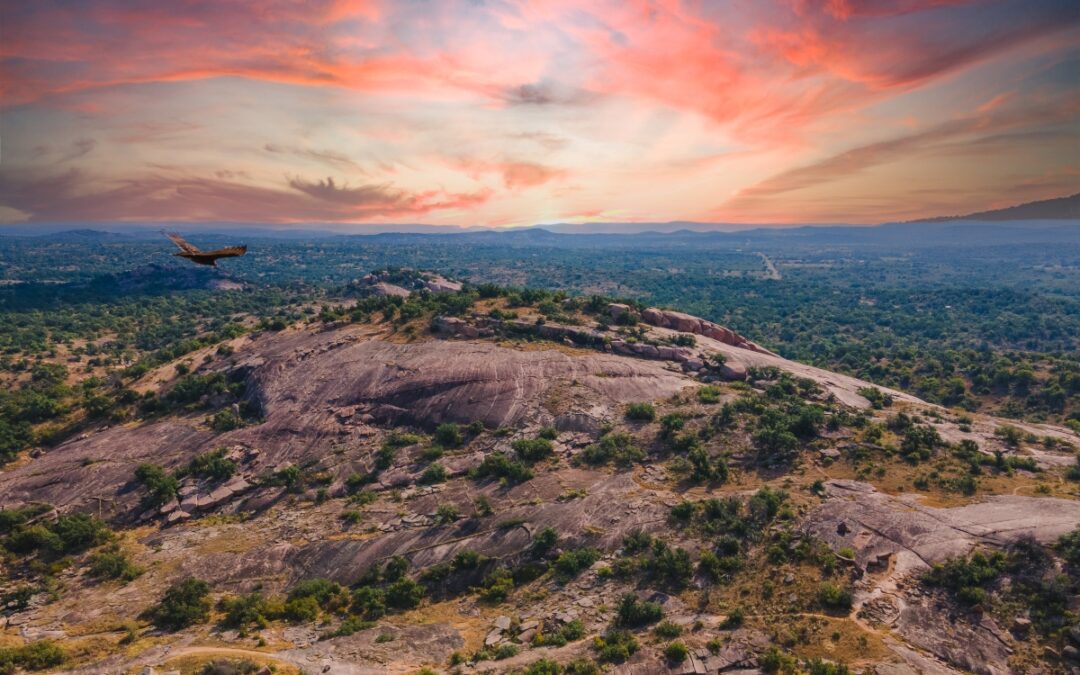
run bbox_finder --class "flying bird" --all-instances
[164,232,247,267]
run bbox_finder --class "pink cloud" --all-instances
[0,169,493,223]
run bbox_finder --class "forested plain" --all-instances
[0,225,1077,465]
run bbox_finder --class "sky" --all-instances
[1,0,1078,229]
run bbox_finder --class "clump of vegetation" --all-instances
[87,543,142,582]
[553,547,600,581]
[185,447,236,482]
[149,577,212,630]
[134,463,179,507]
[578,432,644,467]
[532,619,585,647]
[471,452,533,484]
[625,402,656,422]
[592,629,639,664]
[817,582,854,611]
[857,386,892,409]
[512,438,554,463]
[3,511,111,557]
[653,620,683,638]
[347,557,427,619]
[922,549,1006,606]
[697,385,722,404]
[419,463,447,484]
[664,641,689,663]
[0,639,66,672]
[434,422,464,448]
[615,593,663,627]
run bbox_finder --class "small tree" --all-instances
[150,578,211,630]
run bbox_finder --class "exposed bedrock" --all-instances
[639,306,776,356]
[0,329,687,516]
[804,480,1080,573]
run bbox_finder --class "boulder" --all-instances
[425,276,462,293]
[607,303,632,321]
[715,362,748,381]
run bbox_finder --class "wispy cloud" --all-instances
[1,0,1077,225]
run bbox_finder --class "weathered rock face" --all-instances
[286,472,668,586]
[639,307,775,356]
[0,422,213,515]
[803,480,1080,675]
[234,331,688,434]
[804,480,1080,573]
[0,328,687,516]
[423,275,462,293]
[367,281,411,297]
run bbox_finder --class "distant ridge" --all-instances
[923,192,1080,222]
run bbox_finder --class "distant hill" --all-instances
[927,193,1080,222]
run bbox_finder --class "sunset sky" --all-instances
[1,0,1078,228]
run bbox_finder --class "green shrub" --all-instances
[340,510,363,525]
[622,530,653,553]
[288,577,345,608]
[150,578,211,630]
[579,432,644,467]
[435,504,460,523]
[664,641,689,663]
[697,386,721,404]
[512,438,554,463]
[385,578,425,610]
[900,425,942,462]
[653,620,682,638]
[532,619,585,647]
[0,639,66,672]
[434,423,464,448]
[817,582,853,611]
[659,413,685,439]
[615,593,662,627]
[220,592,274,631]
[592,629,638,664]
[760,646,796,674]
[553,548,600,581]
[721,607,744,629]
[530,527,559,558]
[471,452,533,484]
[479,566,514,602]
[87,544,141,581]
[350,586,386,619]
[625,403,656,422]
[688,445,728,483]
[564,658,600,675]
[805,658,852,675]
[922,550,1006,605]
[474,495,494,516]
[283,595,320,622]
[5,512,111,557]
[134,463,179,507]
[186,448,236,482]
[383,431,423,448]
[1057,526,1080,567]
[208,408,243,432]
[419,463,447,484]
[538,427,558,440]
[521,658,561,675]
[644,541,693,590]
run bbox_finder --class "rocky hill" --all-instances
[0,289,1077,675]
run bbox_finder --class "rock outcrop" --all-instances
[639,307,775,355]
[0,329,688,517]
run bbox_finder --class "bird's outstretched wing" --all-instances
[164,232,200,254]
[201,245,247,259]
